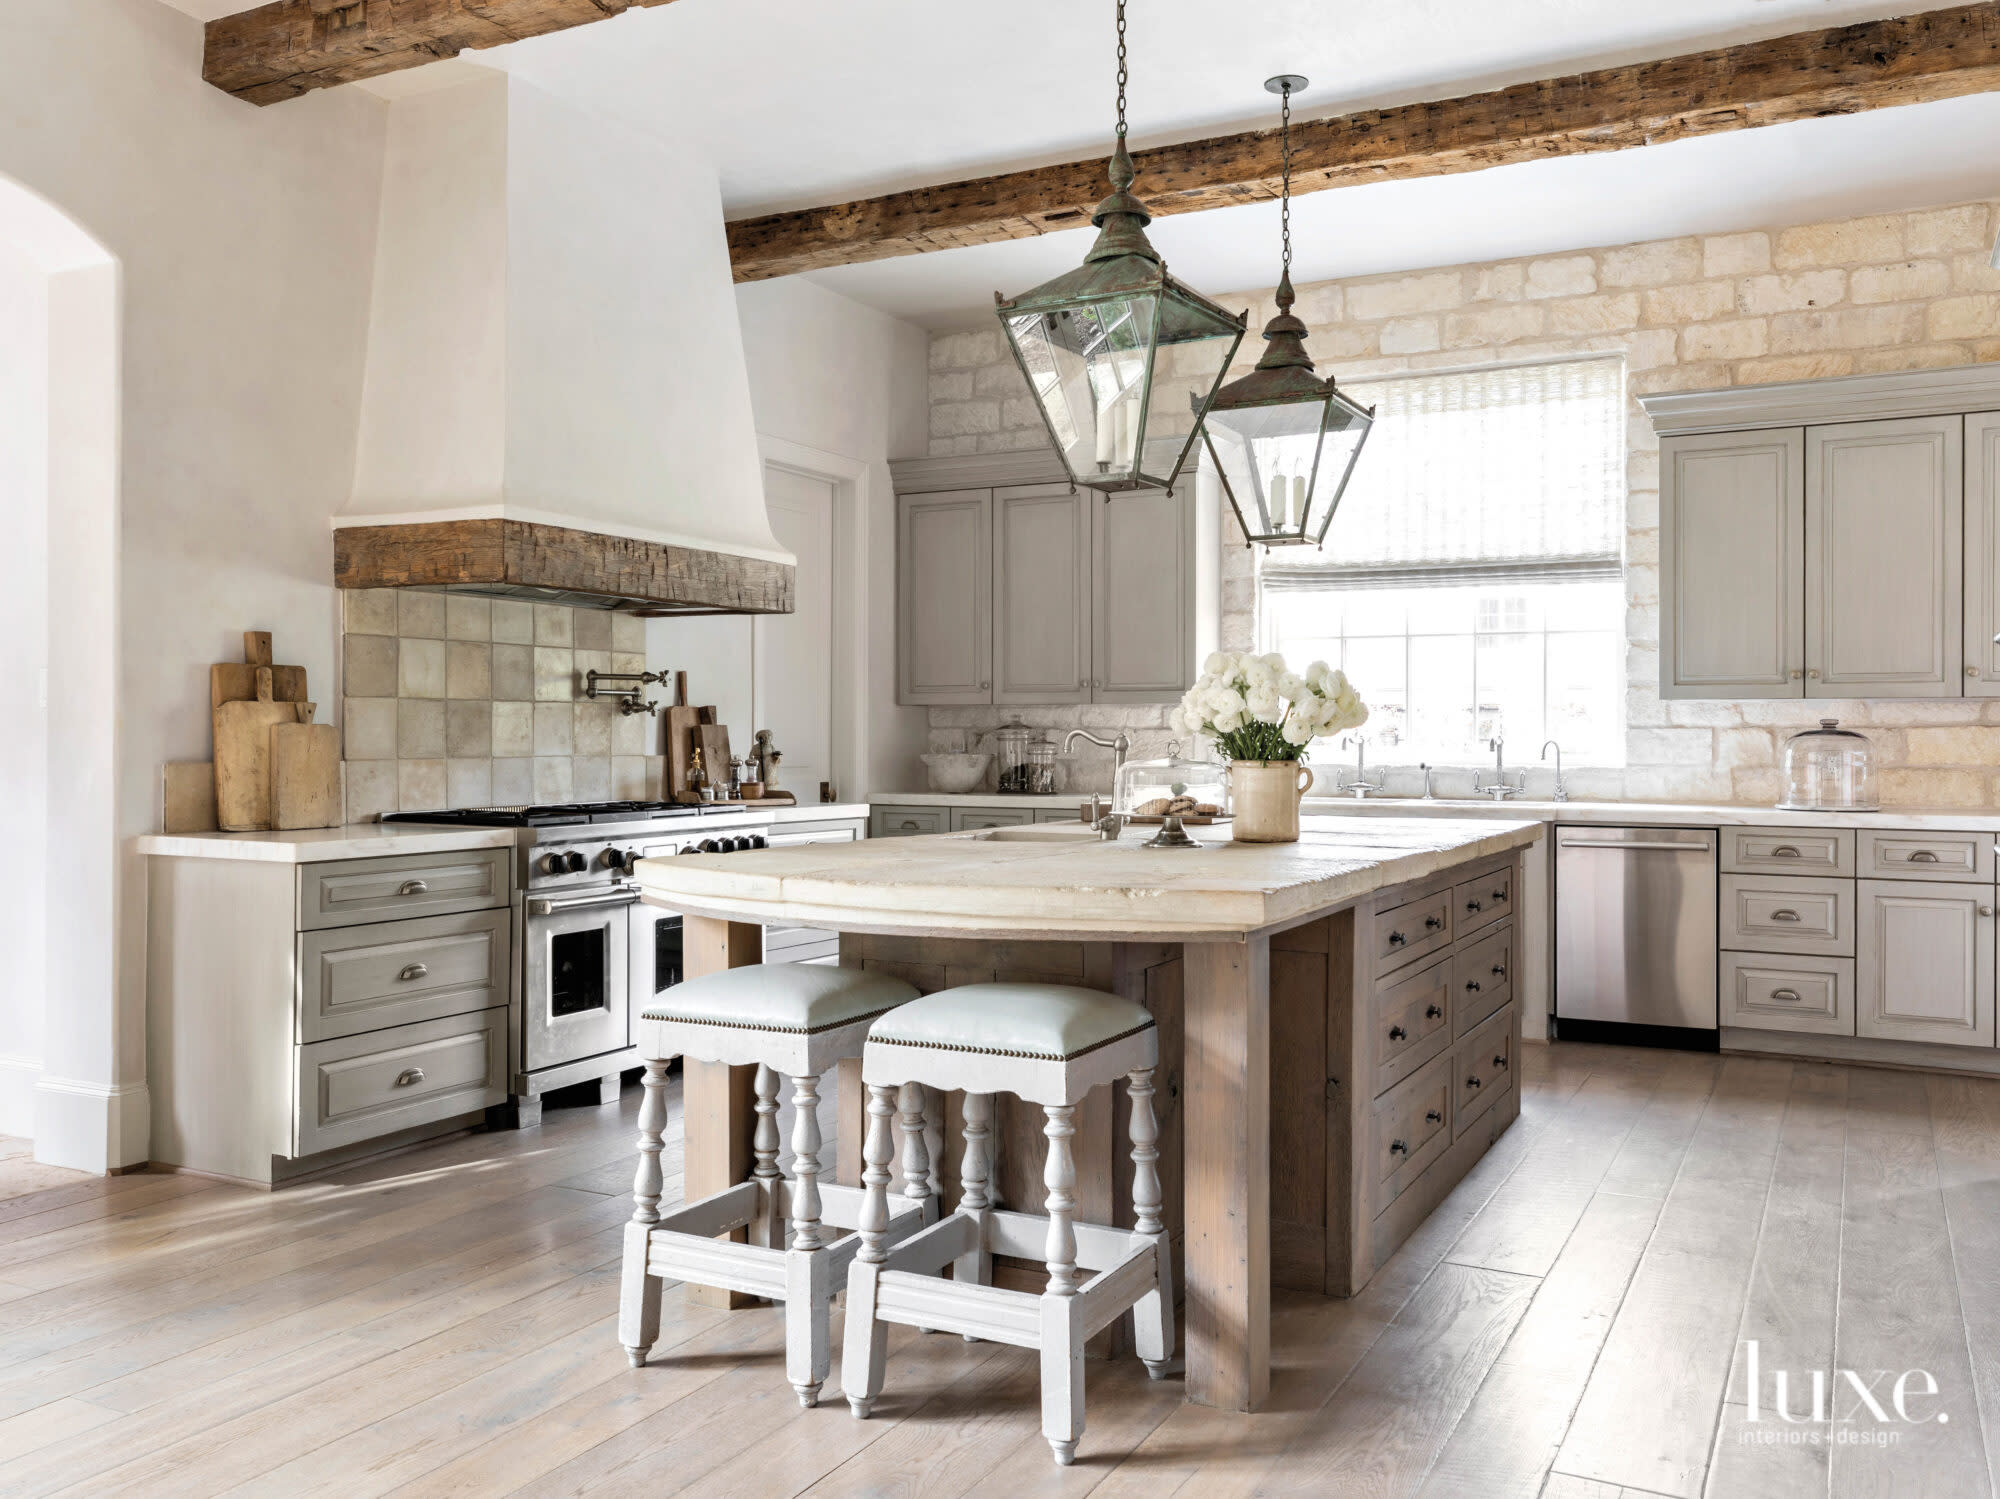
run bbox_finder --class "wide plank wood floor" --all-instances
[4,1042,1999,1497]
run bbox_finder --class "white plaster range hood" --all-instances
[333,70,793,615]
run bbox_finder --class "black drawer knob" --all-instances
[1466,900,1482,913]
[1389,1138,1409,1156]
[1493,1053,1509,1070]
[1466,980,1481,993]
[1387,931,1406,946]
[1466,1074,1483,1089]
[1426,1004,1443,1020]
[1425,915,1443,930]
[1388,1025,1407,1041]
[1492,964,1507,978]
[1426,1109,1443,1124]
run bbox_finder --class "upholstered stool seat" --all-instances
[843,983,1172,1466]
[619,963,932,1408]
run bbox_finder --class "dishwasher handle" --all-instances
[1558,836,1714,853]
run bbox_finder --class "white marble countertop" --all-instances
[872,789,2000,833]
[135,823,524,864]
[634,815,1542,941]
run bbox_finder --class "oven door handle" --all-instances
[527,888,643,917]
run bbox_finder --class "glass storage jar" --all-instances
[1024,740,1057,796]
[1115,743,1231,824]
[994,718,1037,794]
[1778,719,1878,811]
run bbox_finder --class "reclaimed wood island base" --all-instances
[634,815,1541,1413]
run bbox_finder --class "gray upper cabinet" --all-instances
[1804,415,1962,698]
[1094,486,1195,701]
[1963,412,2000,694]
[898,489,992,705]
[895,466,1196,706]
[1660,429,1804,699]
[993,484,1090,705]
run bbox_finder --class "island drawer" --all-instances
[297,909,512,1043]
[950,808,1032,831]
[1372,955,1452,1096]
[1456,1003,1515,1137]
[1453,865,1514,937]
[1723,828,1854,877]
[1720,951,1855,1036]
[293,1008,508,1158]
[1720,874,1853,956]
[298,849,512,931]
[1453,922,1514,1036]
[1858,830,1993,884]
[1372,888,1452,974]
[1371,1049,1453,1207]
[872,808,945,838]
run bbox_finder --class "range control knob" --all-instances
[728,836,751,852]
[562,850,587,874]
[700,839,722,854]
[602,848,636,873]
[676,845,699,856]
[540,852,569,876]
[750,835,767,849]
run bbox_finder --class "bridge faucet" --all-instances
[1341,736,1383,799]
[1541,739,1569,802]
[1476,736,1523,801]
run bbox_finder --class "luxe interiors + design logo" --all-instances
[1740,1340,1953,1448]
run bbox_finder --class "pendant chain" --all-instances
[1280,81,1293,279]
[1115,0,1128,138]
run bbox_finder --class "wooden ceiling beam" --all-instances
[727,2,2000,282]
[203,0,684,106]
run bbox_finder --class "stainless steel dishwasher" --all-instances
[1555,825,1718,1044]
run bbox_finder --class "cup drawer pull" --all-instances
[1769,909,1802,923]
[1770,988,1803,1002]
[395,1067,426,1088]
[397,880,430,897]
[397,962,429,982]
[1907,850,1940,863]
[1772,845,1802,858]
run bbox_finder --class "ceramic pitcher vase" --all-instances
[1229,759,1315,843]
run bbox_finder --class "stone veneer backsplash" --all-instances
[341,589,664,822]
[925,195,2000,808]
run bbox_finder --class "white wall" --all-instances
[0,240,48,1135]
[0,0,387,1168]
[647,278,929,798]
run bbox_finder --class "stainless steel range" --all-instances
[385,800,775,1125]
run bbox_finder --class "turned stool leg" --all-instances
[618,1057,672,1368]
[1128,1066,1174,1379]
[784,1069,829,1408]
[1039,1102,1084,1465]
[843,1083,898,1418]
[896,1081,932,1215]
[749,1064,782,1250]
[952,1091,994,1328]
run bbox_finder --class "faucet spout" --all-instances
[1541,739,1568,802]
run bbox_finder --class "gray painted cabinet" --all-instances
[1659,429,1804,699]
[897,480,1195,706]
[1804,415,1962,698]
[1855,877,1995,1047]
[1963,412,2000,694]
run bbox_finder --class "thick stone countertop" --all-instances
[634,815,1542,941]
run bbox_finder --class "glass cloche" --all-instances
[1115,742,1230,824]
[1778,719,1878,812]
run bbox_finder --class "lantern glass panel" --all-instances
[1005,295,1158,485]
[1204,398,1329,536]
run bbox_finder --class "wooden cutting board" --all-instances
[211,630,307,709]
[666,704,702,802]
[271,715,341,830]
[697,724,733,789]
[215,669,309,831]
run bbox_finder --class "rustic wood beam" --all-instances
[728,2,2000,282]
[203,0,684,106]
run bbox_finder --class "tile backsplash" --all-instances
[341,589,664,822]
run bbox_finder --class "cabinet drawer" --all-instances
[298,909,511,1043]
[1720,951,1855,1036]
[1453,865,1514,937]
[1719,873,1854,956]
[298,849,511,931]
[293,1009,507,1158]
[1371,1050,1453,1206]
[1858,830,1992,883]
[1723,828,1854,878]
[950,808,1032,831]
[871,808,945,838]
[1373,888,1452,974]
[1453,922,1514,1036]
[1456,1004,1516,1138]
[1372,956,1452,1096]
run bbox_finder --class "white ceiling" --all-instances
[162,0,1999,326]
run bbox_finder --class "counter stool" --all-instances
[842,983,1171,1467]
[620,963,933,1408]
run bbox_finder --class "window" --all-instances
[1259,356,1625,767]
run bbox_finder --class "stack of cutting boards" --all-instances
[212,632,341,831]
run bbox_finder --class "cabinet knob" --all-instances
[1493,1053,1509,1070]
[1426,1109,1443,1124]
[1465,1074,1483,1090]
[1387,931,1406,946]
[1807,668,1820,680]
[397,962,429,983]
[1388,1025,1407,1041]
[1982,905,1994,918]
[1466,980,1482,993]
[395,1067,426,1088]
[1789,669,1802,680]
[1389,1139,1409,1156]
[1970,665,1980,678]
[1465,900,1482,913]
[1424,915,1443,930]
[1426,1004,1443,1020]
[1492,963,1507,978]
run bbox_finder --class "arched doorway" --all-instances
[0,174,124,1171]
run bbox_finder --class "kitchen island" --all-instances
[633,814,1542,1412]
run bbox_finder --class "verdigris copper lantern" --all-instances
[1198,76,1373,548]
[994,0,1246,494]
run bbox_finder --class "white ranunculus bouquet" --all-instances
[1170,651,1368,763]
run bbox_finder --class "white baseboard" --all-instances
[32,1075,150,1173]
[0,1055,38,1139]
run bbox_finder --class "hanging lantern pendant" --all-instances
[993,0,1247,496]
[1197,75,1375,548]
